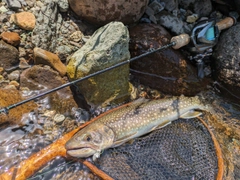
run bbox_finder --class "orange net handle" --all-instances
[0,106,122,180]
[197,116,224,180]
[80,160,113,180]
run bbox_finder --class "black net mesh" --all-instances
[94,118,218,180]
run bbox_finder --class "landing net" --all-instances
[93,118,221,180]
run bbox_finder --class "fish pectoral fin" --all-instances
[112,132,137,148]
[151,121,171,131]
[180,110,202,119]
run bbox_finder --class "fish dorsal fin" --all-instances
[180,110,202,119]
[112,132,137,148]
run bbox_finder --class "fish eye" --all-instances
[86,135,91,142]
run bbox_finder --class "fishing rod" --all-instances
[0,15,237,114]
[0,42,176,114]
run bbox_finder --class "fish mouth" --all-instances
[65,139,100,158]
[66,147,97,158]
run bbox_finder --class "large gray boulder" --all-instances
[67,21,131,106]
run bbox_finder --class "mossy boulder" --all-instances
[67,22,131,106]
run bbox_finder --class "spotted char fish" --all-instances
[65,95,208,160]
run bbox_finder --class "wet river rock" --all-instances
[67,22,131,106]
[0,40,19,69]
[20,65,78,115]
[0,88,37,125]
[33,47,66,77]
[68,0,149,26]
[129,23,211,96]
[0,32,21,47]
[213,23,240,100]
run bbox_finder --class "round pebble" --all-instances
[0,75,4,82]
[0,67,4,74]
[43,110,56,117]
[69,31,83,42]
[36,1,44,8]
[10,12,36,30]
[0,6,8,13]
[1,31,21,46]
[9,80,20,88]
[186,14,199,23]
[53,114,65,123]
[4,84,17,89]
[8,70,20,81]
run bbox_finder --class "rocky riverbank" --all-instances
[0,0,239,179]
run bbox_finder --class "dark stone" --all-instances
[20,65,78,115]
[0,40,19,69]
[129,23,211,96]
[155,10,188,35]
[0,13,8,23]
[5,0,21,10]
[211,0,237,15]
[213,23,240,99]
[179,0,212,17]
[160,0,178,12]
[234,0,240,13]
[193,0,212,17]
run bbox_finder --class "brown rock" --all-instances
[9,80,20,88]
[3,84,17,90]
[19,58,31,69]
[0,67,4,74]
[20,65,78,115]
[33,47,66,76]
[10,12,36,30]
[68,0,149,25]
[0,40,19,69]
[129,24,211,96]
[0,32,21,46]
[0,88,37,125]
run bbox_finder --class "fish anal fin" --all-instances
[126,139,135,145]
[112,132,137,147]
[150,121,171,131]
[180,110,202,119]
